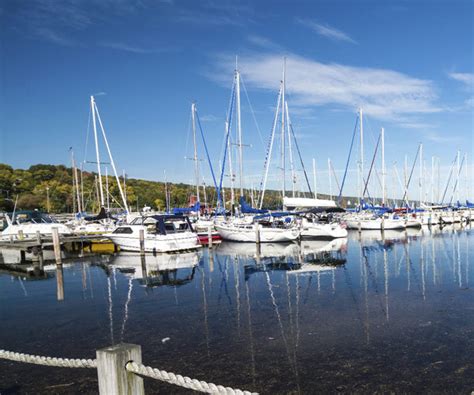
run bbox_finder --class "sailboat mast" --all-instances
[236,62,244,198]
[71,149,81,213]
[105,166,110,211]
[312,158,317,199]
[328,158,333,200]
[93,100,129,213]
[191,103,200,203]
[226,119,235,210]
[280,59,286,200]
[91,96,105,207]
[381,127,385,206]
[285,101,296,198]
[419,143,423,206]
[359,108,364,203]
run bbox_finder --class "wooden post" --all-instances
[255,223,261,244]
[139,229,145,256]
[56,263,64,301]
[36,230,42,245]
[18,229,24,240]
[207,226,213,248]
[52,227,62,264]
[96,343,145,395]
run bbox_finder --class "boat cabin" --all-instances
[113,215,195,236]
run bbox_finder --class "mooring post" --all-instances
[207,226,213,248]
[56,264,64,301]
[255,223,261,244]
[96,343,145,395]
[52,227,62,264]
[139,229,145,256]
[36,230,42,246]
[18,229,24,241]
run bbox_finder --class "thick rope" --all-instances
[0,349,96,369]
[126,361,258,395]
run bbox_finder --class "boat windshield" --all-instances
[129,216,193,235]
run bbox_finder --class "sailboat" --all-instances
[68,96,129,234]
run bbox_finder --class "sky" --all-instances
[1,0,473,202]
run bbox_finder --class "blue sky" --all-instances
[1,0,473,201]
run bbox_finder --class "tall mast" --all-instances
[226,119,235,210]
[93,100,129,213]
[419,143,423,206]
[123,170,127,208]
[235,58,244,198]
[312,158,317,199]
[71,149,81,213]
[359,108,364,203]
[191,102,200,203]
[286,101,296,198]
[431,156,435,204]
[105,167,110,211]
[381,127,385,206]
[328,158,333,200]
[91,95,104,207]
[456,149,460,203]
[280,58,286,199]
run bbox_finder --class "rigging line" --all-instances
[240,75,265,148]
[184,106,193,168]
[329,160,342,194]
[440,154,457,204]
[449,154,466,205]
[288,115,312,194]
[362,132,382,198]
[401,144,421,205]
[338,115,359,202]
[217,84,237,210]
[195,111,220,196]
[83,105,92,165]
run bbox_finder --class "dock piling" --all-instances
[96,343,145,395]
[52,227,62,264]
[139,229,145,256]
[207,226,213,248]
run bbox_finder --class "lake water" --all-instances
[1,225,473,394]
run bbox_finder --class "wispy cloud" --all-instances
[448,72,474,88]
[296,19,357,44]
[247,35,282,51]
[210,53,441,122]
[199,114,220,122]
[98,41,174,54]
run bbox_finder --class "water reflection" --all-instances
[0,226,473,393]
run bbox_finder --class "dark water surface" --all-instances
[1,225,473,394]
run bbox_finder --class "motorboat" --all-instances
[106,214,201,253]
[1,210,72,240]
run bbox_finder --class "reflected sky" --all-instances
[0,225,473,393]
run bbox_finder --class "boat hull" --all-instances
[215,224,300,243]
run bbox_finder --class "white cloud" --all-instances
[449,72,474,88]
[297,19,357,44]
[211,53,441,122]
[98,41,173,54]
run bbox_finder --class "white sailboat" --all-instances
[215,221,299,243]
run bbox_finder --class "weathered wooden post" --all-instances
[207,226,213,248]
[255,223,261,256]
[56,263,64,301]
[140,255,149,286]
[52,227,62,264]
[96,343,145,395]
[139,229,145,256]
[36,230,42,245]
[18,229,24,241]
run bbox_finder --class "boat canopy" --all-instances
[283,197,337,210]
[239,197,268,214]
[172,201,200,215]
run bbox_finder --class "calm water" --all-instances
[1,225,473,394]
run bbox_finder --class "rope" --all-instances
[126,361,258,395]
[0,349,97,369]
[0,349,257,394]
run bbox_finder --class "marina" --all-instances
[0,225,473,393]
[2,1,473,393]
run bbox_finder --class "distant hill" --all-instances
[1,163,354,213]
